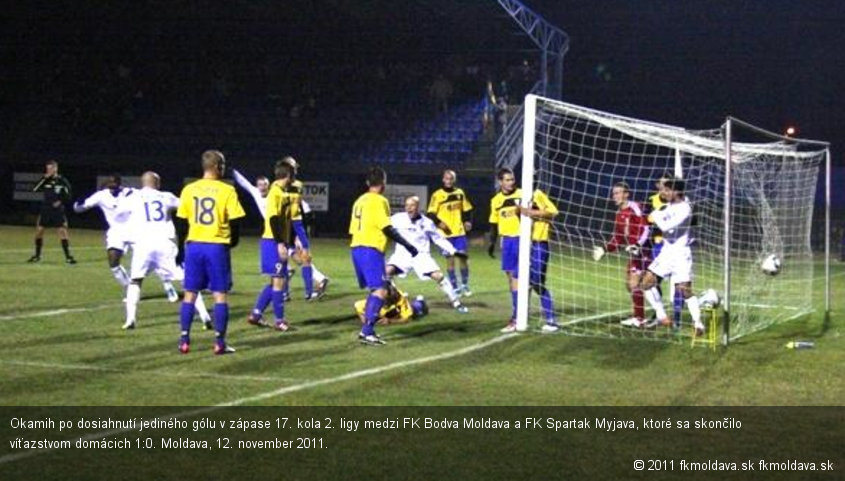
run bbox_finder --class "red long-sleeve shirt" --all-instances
[605,200,649,253]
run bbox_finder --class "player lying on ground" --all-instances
[488,168,561,332]
[592,181,653,328]
[246,159,297,332]
[117,172,211,330]
[175,150,246,355]
[386,195,468,313]
[427,169,474,296]
[28,159,76,264]
[354,282,428,325]
[74,174,178,301]
[637,177,705,335]
[349,167,419,345]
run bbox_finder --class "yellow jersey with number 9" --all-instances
[262,181,300,241]
[176,178,245,244]
[489,188,522,237]
[349,192,392,252]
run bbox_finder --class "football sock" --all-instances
[111,266,130,287]
[438,277,460,305]
[362,294,385,336]
[510,290,518,320]
[302,266,314,297]
[645,287,667,320]
[60,239,71,258]
[213,303,229,344]
[673,289,684,326]
[179,301,195,343]
[125,283,140,323]
[539,287,555,321]
[252,285,272,316]
[460,267,469,288]
[686,296,702,324]
[632,289,645,320]
[447,269,459,290]
[271,289,285,320]
[34,238,43,257]
[311,265,327,284]
[194,293,211,322]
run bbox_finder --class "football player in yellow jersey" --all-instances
[487,168,522,331]
[427,169,474,296]
[354,282,428,325]
[246,160,297,332]
[519,188,561,332]
[279,157,330,301]
[174,150,246,355]
[349,167,418,345]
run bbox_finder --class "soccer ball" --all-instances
[761,254,782,276]
[698,288,720,309]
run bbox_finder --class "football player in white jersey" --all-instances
[118,172,211,330]
[636,177,705,335]
[73,174,178,301]
[386,195,468,313]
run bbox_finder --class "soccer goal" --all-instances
[515,94,831,345]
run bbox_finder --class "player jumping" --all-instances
[427,169,474,296]
[637,178,705,335]
[592,182,652,328]
[350,167,418,345]
[648,173,684,327]
[386,195,469,313]
[174,150,246,354]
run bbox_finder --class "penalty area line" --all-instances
[0,333,516,465]
[0,303,121,321]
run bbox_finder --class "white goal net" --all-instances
[515,95,830,345]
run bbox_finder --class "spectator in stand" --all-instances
[430,74,454,114]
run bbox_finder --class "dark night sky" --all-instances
[2,0,843,157]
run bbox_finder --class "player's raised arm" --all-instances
[652,201,691,232]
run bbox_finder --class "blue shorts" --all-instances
[351,246,387,290]
[530,241,550,286]
[501,236,519,276]
[293,220,310,249]
[442,235,468,256]
[260,238,287,277]
[183,242,232,293]
[652,241,663,260]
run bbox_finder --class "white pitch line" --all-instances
[0,333,515,465]
[0,303,120,321]
[0,359,290,383]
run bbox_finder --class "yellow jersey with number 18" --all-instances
[176,178,245,244]
[489,188,522,237]
[349,192,392,252]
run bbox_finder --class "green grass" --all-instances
[0,225,842,406]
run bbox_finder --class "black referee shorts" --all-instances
[37,207,68,228]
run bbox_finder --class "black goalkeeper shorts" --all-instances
[37,207,68,228]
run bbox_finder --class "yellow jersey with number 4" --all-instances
[176,178,245,244]
[349,192,392,252]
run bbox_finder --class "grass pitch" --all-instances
[0,225,841,406]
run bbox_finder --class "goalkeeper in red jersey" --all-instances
[592,182,653,328]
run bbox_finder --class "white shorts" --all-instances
[130,240,183,282]
[387,251,441,281]
[648,245,692,284]
[105,227,132,252]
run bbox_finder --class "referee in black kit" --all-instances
[27,159,76,264]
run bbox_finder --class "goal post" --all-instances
[515,94,830,344]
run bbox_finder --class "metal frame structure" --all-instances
[496,0,569,100]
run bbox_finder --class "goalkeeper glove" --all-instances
[592,246,606,262]
[625,244,641,257]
